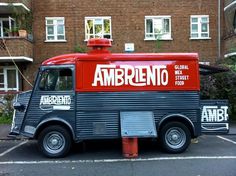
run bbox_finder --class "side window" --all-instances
[39,68,73,91]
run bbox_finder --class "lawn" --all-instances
[0,116,12,124]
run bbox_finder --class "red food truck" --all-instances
[10,39,229,158]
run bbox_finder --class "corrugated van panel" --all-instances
[76,91,200,139]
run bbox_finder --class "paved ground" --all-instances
[0,133,236,176]
[228,122,236,134]
[0,124,10,140]
[0,123,236,176]
[0,125,25,140]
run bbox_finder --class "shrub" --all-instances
[200,57,236,121]
[74,44,86,53]
[0,94,15,124]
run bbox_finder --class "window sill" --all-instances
[189,37,211,40]
[44,40,67,43]
[144,38,173,41]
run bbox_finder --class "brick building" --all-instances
[0,0,230,92]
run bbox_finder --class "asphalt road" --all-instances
[0,135,236,176]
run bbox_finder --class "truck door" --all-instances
[22,65,75,137]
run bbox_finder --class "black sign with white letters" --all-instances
[201,100,229,134]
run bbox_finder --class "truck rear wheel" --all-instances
[159,122,191,153]
[38,125,71,158]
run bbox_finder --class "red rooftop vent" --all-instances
[87,38,112,47]
[87,38,112,54]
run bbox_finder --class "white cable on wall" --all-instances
[1,38,33,88]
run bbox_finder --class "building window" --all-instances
[190,15,210,39]
[145,16,171,40]
[0,67,19,92]
[0,17,15,37]
[45,17,66,42]
[85,17,112,40]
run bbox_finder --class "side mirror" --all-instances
[13,102,25,112]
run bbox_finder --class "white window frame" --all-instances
[144,16,172,41]
[45,17,66,42]
[0,17,15,37]
[0,20,3,37]
[0,67,19,92]
[190,15,210,40]
[84,16,112,41]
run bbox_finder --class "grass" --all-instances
[0,116,12,124]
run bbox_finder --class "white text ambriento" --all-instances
[92,64,169,86]
[40,95,71,105]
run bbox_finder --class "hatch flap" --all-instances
[201,100,229,134]
[120,111,157,137]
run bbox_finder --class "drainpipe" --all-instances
[218,0,221,61]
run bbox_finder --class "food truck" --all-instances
[10,39,229,158]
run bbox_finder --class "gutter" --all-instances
[218,0,221,61]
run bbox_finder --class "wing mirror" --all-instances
[13,102,25,112]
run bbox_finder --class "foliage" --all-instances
[200,57,236,120]
[154,29,163,52]
[0,94,15,124]
[74,44,86,53]
[0,116,12,124]
[104,19,110,33]
[9,2,33,33]
[219,56,236,72]
[4,26,18,33]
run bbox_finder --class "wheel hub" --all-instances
[171,134,179,141]
[51,138,59,146]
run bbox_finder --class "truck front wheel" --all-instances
[159,122,191,153]
[38,125,72,158]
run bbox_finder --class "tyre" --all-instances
[38,125,72,158]
[159,122,191,153]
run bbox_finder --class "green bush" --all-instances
[0,116,12,124]
[0,94,15,124]
[74,44,86,53]
[200,57,236,121]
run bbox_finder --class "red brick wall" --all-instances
[33,0,219,65]
[29,0,221,90]
[0,38,33,58]
[0,38,33,91]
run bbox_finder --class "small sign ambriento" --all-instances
[39,95,71,110]
[201,106,228,122]
[201,100,229,133]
